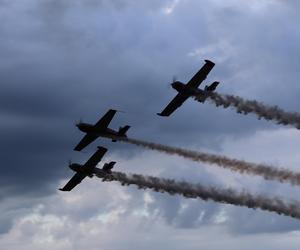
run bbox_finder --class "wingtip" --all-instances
[157,112,168,117]
[204,59,215,65]
[73,145,82,151]
[97,146,108,151]
[109,108,125,113]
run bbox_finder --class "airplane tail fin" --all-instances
[204,81,219,92]
[112,125,130,142]
[102,161,116,173]
[118,125,130,136]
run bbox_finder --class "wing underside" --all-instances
[186,60,215,88]
[74,134,98,151]
[83,146,107,171]
[59,172,86,191]
[94,109,117,129]
[157,93,189,117]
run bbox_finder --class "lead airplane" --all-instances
[157,60,219,117]
[59,146,116,191]
[74,109,130,151]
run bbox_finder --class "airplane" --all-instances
[74,109,130,151]
[157,60,219,117]
[59,146,116,191]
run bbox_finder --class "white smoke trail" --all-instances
[95,170,300,219]
[196,92,300,129]
[111,136,300,186]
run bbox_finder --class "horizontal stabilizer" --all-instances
[205,81,219,91]
[102,161,116,173]
[118,125,130,136]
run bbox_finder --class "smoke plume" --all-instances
[197,92,300,129]
[95,170,300,220]
[112,136,300,186]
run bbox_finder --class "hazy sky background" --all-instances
[1,0,300,249]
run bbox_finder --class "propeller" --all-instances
[74,118,83,126]
[168,76,177,88]
[172,75,177,83]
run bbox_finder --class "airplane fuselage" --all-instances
[76,123,119,137]
[93,167,113,178]
[74,110,130,151]
[171,81,208,102]
[69,163,94,177]
[69,163,110,178]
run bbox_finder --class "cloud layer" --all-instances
[2,0,300,249]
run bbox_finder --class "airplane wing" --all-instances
[74,134,98,151]
[186,60,215,88]
[59,172,86,191]
[83,146,107,172]
[157,93,189,116]
[94,109,117,129]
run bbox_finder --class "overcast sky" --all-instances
[1,0,300,249]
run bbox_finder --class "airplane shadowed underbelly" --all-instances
[84,127,116,136]
[193,89,208,103]
[93,168,110,178]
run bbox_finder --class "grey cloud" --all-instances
[1,0,300,240]
[226,207,300,234]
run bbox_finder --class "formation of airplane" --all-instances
[60,146,116,191]
[157,60,219,117]
[60,59,218,191]
[74,109,130,151]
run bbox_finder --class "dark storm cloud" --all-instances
[0,2,187,230]
[1,0,300,237]
[0,0,252,197]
